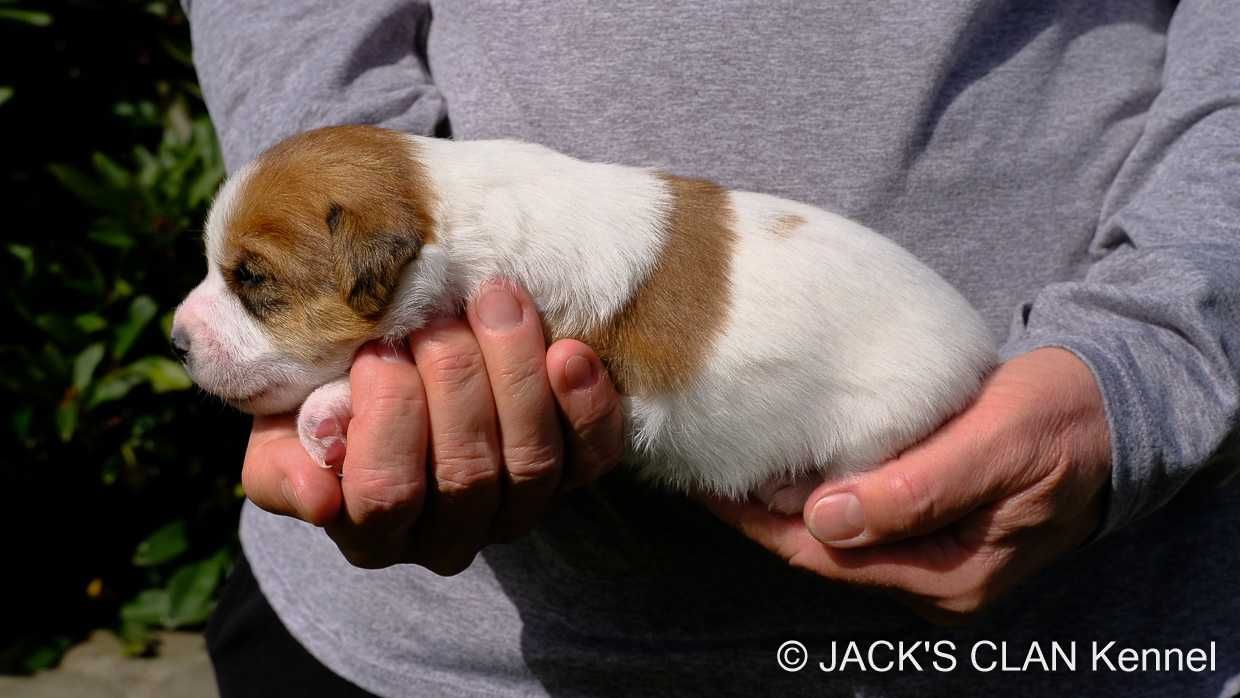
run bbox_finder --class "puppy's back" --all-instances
[625,189,996,496]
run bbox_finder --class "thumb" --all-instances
[803,420,1009,549]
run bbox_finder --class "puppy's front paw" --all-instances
[297,378,353,470]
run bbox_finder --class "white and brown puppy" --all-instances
[172,125,995,513]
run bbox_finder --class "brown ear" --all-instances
[329,203,421,319]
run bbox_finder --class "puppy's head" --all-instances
[172,125,436,414]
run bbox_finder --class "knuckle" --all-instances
[434,445,501,496]
[569,388,620,432]
[883,469,935,534]
[359,381,425,421]
[495,356,545,395]
[349,477,425,520]
[503,441,561,481]
[422,347,486,388]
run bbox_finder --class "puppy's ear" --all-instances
[328,202,421,318]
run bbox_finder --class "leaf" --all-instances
[120,589,170,626]
[87,369,145,408]
[7,242,32,277]
[164,551,229,627]
[0,86,13,107]
[91,151,131,189]
[74,313,108,333]
[0,9,53,26]
[35,313,79,344]
[160,311,175,339]
[112,295,158,359]
[117,621,156,658]
[72,343,105,391]
[55,400,77,442]
[127,356,192,392]
[158,35,193,67]
[88,226,136,249]
[48,163,112,211]
[11,406,32,442]
[18,638,71,673]
[132,520,189,567]
[40,343,68,381]
[188,161,224,208]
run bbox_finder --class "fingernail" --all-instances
[377,339,409,362]
[323,439,346,468]
[476,286,523,330]
[564,354,598,391]
[314,418,341,439]
[808,493,865,543]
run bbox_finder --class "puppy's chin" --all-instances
[225,381,317,416]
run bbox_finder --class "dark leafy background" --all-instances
[1,0,249,673]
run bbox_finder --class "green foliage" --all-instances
[2,0,248,674]
[120,528,232,656]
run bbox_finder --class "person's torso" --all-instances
[242,3,1240,696]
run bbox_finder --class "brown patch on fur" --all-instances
[771,213,806,239]
[576,174,736,394]
[220,125,436,360]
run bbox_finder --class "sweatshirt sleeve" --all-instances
[181,0,446,171]
[1000,0,1240,536]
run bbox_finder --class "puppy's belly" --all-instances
[619,192,996,500]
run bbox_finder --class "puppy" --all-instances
[172,125,995,513]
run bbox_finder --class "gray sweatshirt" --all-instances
[183,1,1240,696]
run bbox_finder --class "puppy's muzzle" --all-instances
[170,324,192,365]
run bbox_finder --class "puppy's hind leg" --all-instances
[297,376,353,472]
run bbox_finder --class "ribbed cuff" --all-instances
[999,332,1158,540]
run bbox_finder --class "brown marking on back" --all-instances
[219,125,436,360]
[574,174,736,395]
[771,213,807,239]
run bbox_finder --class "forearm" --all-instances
[1002,0,1240,535]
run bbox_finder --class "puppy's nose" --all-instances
[170,324,192,364]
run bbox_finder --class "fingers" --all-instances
[408,318,504,574]
[803,405,1012,549]
[327,341,430,568]
[704,494,1005,603]
[465,281,564,540]
[545,339,624,491]
[242,414,343,526]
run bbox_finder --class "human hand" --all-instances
[705,348,1112,623]
[240,281,625,573]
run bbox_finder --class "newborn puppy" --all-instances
[172,125,995,513]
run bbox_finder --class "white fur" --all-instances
[297,376,352,469]
[626,192,995,498]
[175,134,997,511]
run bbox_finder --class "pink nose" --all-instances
[171,295,205,365]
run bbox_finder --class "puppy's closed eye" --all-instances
[226,255,285,318]
[232,259,266,288]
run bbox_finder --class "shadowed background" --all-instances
[0,0,248,673]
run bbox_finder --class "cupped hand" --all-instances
[241,281,625,574]
[704,347,1113,623]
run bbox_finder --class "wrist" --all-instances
[1017,347,1113,535]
